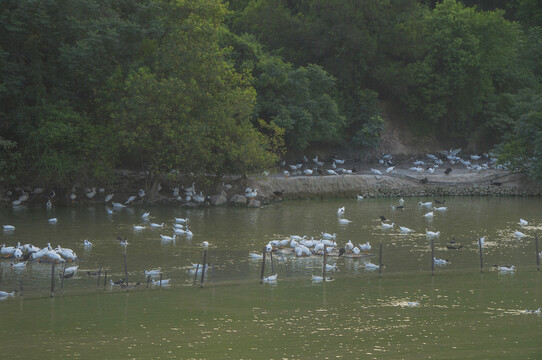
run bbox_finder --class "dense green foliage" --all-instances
[1,0,541,185]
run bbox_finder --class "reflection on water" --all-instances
[0,197,541,358]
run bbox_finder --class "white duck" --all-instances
[48,218,58,224]
[426,230,440,238]
[433,207,447,211]
[433,258,449,265]
[175,217,188,224]
[371,168,382,175]
[125,195,137,204]
[382,222,394,230]
[337,206,345,215]
[365,262,379,270]
[0,291,15,297]
[356,195,364,200]
[3,225,15,231]
[201,241,209,248]
[321,232,337,240]
[419,201,433,207]
[112,202,126,208]
[519,219,528,226]
[263,274,278,284]
[11,261,27,269]
[84,240,93,247]
[133,225,146,231]
[338,218,351,225]
[249,253,263,259]
[160,234,176,242]
[423,211,434,218]
[494,265,516,272]
[104,193,114,202]
[144,268,161,276]
[360,242,371,253]
[141,211,151,219]
[150,222,164,228]
[325,263,338,271]
[345,240,354,252]
[514,231,526,238]
[399,226,413,233]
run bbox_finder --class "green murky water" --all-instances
[1,196,541,359]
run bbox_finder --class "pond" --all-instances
[1,196,541,359]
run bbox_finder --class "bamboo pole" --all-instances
[193,264,200,285]
[378,244,383,277]
[322,244,327,278]
[60,263,66,289]
[431,239,435,275]
[478,238,484,273]
[104,270,107,289]
[260,246,267,284]
[50,263,55,297]
[123,249,129,286]
[535,233,540,271]
[97,263,103,287]
[200,250,207,288]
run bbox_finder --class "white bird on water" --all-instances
[337,206,345,215]
[514,231,526,238]
[382,222,394,230]
[519,219,528,226]
[160,234,176,241]
[357,195,364,200]
[339,218,351,225]
[423,211,434,219]
[3,225,15,232]
[419,201,432,207]
[48,218,58,224]
[426,230,440,238]
[263,274,278,284]
[84,240,93,247]
[399,226,413,233]
[371,168,382,175]
[142,211,151,219]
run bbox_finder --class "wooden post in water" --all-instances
[97,263,103,287]
[270,251,274,273]
[260,246,267,284]
[60,263,66,289]
[193,264,200,285]
[123,249,129,286]
[200,250,207,288]
[478,238,484,273]
[50,263,55,297]
[378,244,383,277]
[535,233,540,271]
[431,239,435,276]
[146,275,151,288]
[322,244,327,278]
[104,270,107,289]
[160,273,163,288]
[0,266,3,284]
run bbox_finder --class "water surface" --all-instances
[1,197,541,358]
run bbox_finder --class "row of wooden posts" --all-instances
[260,233,540,282]
[1,234,539,296]
[46,248,210,297]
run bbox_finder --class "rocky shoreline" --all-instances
[2,169,541,209]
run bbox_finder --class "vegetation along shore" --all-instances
[1,0,541,202]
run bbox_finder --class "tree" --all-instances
[400,0,524,137]
[113,0,277,192]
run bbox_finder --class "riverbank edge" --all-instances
[2,171,541,208]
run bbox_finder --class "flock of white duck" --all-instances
[249,197,539,286]
[0,212,211,296]
[1,192,539,301]
[280,149,508,179]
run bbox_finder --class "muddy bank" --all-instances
[251,171,542,201]
[2,168,541,209]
